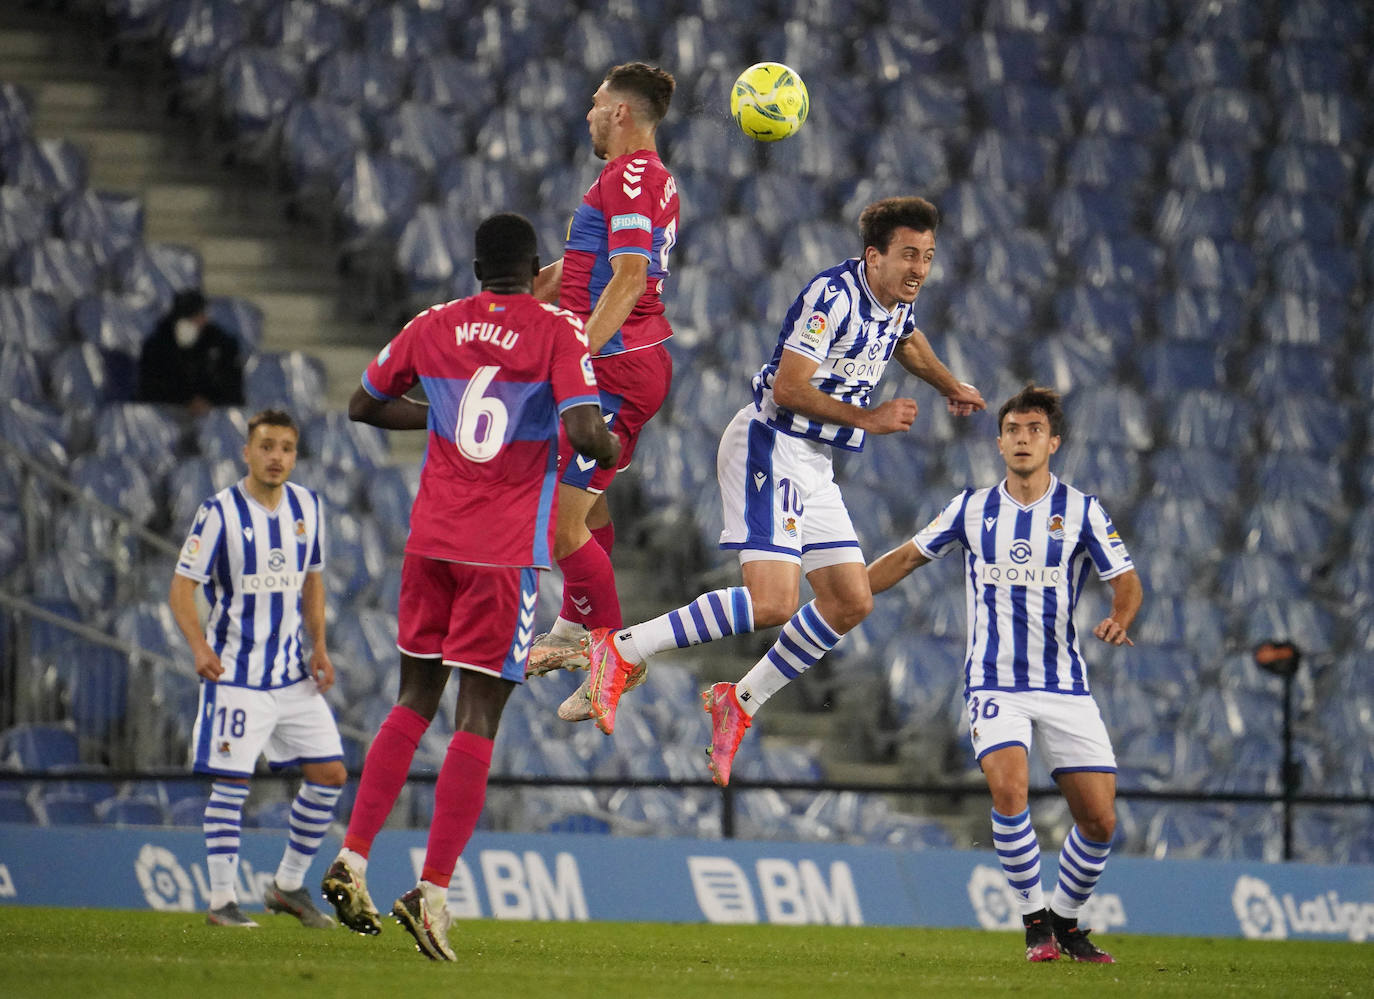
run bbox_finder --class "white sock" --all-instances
[734,600,841,716]
[275,781,342,891]
[620,587,754,662]
[339,847,367,876]
[550,617,585,641]
[419,879,447,912]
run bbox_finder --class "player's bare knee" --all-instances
[750,595,796,629]
[308,760,348,787]
[822,591,872,633]
[1081,813,1116,844]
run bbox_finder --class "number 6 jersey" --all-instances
[362,291,602,568]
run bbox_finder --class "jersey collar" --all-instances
[997,474,1059,511]
[854,259,899,320]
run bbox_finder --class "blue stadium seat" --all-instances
[1266,40,1355,97]
[362,2,448,61]
[1026,329,1117,396]
[0,136,87,198]
[853,29,952,82]
[1163,390,1255,452]
[472,105,571,175]
[36,789,100,826]
[1264,143,1354,200]
[438,160,537,232]
[1052,284,1146,345]
[1161,37,1253,98]
[409,53,500,114]
[260,0,351,69]
[380,101,467,178]
[1153,189,1242,245]
[1060,33,1149,91]
[1063,385,1153,450]
[1054,442,1142,508]
[1241,598,1337,657]
[94,403,183,481]
[334,151,425,248]
[967,227,1055,294]
[114,601,183,663]
[942,181,1028,243]
[1048,186,1134,257]
[1074,231,1164,288]
[1130,496,1227,564]
[243,350,327,420]
[10,237,102,310]
[962,29,1052,89]
[0,80,33,143]
[302,411,389,473]
[0,287,65,356]
[98,794,167,827]
[72,291,157,359]
[57,189,143,270]
[0,786,35,824]
[313,49,408,131]
[1082,0,1170,37]
[49,640,130,738]
[945,278,1031,341]
[1252,193,1344,248]
[361,463,416,552]
[163,0,251,83]
[978,83,1072,140]
[0,345,44,406]
[1172,236,1257,293]
[279,97,369,203]
[1139,339,1225,394]
[1080,84,1171,145]
[879,74,969,133]
[0,722,80,770]
[324,511,386,607]
[1258,396,1353,456]
[69,451,158,525]
[394,203,470,308]
[113,242,203,316]
[206,296,262,353]
[1241,344,1336,396]
[0,184,51,271]
[47,343,123,411]
[1241,499,1337,562]
[1166,140,1254,195]
[165,455,239,529]
[1270,246,1359,305]
[1158,288,1248,345]
[1,397,68,470]
[966,131,1056,197]
[1277,91,1364,147]
[190,405,248,462]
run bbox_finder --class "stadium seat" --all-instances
[362,2,448,62]
[94,403,183,481]
[1054,442,1142,509]
[1061,135,1154,196]
[323,512,387,607]
[409,53,500,115]
[97,794,167,827]
[243,350,327,421]
[0,722,81,770]
[1059,32,1148,91]
[962,29,1052,90]
[0,786,36,824]
[1270,247,1360,305]
[1252,193,1344,249]
[0,345,44,407]
[1277,91,1364,147]
[1166,140,1254,195]
[1163,389,1256,452]
[260,0,351,69]
[380,101,467,178]
[1172,237,1257,293]
[113,242,203,316]
[163,0,251,83]
[1241,500,1338,562]
[302,411,389,473]
[333,151,425,247]
[0,287,65,357]
[10,238,103,311]
[1161,38,1253,101]
[965,131,1056,199]
[0,184,52,271]
[1048,186,1135,257]
[1074,231,1165,289]
[72,291,157,359]
[1258,396,1353,456]
[1241,344,1336,396]
[1080,84,1172,146]
[1052,284,1146,346]
[57,189,144,271]
[1267,40,1355,98]
[69,451,158,525]
[1153,189,1243,245]
[942,181,1029,244]
[394,203,471,307]
[1026,329,1118,396]
[165,455,239,529]
[313,48,408,132]
[1138,339,1225,394]
[0,135,87,199]
[35,789,100,826]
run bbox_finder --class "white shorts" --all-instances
[964,689,1117,776]
[716,407,864,573]
[191,678,344,778]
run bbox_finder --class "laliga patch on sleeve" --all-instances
[581,354,597,386]
[799,312,827,347]
[610,212,652,233]
[376,341,393,366]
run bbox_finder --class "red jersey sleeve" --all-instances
[599,157,661,262]
[546,304,601,413]
[361,312,424,400]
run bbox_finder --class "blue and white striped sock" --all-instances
[992,807,1045,915]
[1050,825,1112,917]
[204,781,250,908]
[274,781,343,891]
[618,587,754,662]
[734,600,841,716]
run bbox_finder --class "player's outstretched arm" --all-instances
[562,403,622,469]
[582,253,648,354]
[1093,569,1142,646]
[348,384,428,430]
[866,539,931,595]
[893,331,985,415]
[302,570,334,693]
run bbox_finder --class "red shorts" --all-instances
[395,554,540,682]
[558,342,673,494]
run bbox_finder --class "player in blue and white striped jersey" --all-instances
[169,409,345,930]
[868,385,1143,964]
[578,197,985,782]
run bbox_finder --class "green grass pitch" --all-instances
[0,907,1367,998]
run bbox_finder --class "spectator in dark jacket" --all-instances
[137,289,244,413]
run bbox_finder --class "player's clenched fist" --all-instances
[865,397,919,434]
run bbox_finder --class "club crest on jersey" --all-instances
[1047,514,1066,540]
[295,519,306,537]
[800,313,827,347]
[783,516,798,538]
[216,741,231,758]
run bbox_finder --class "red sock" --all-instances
[420,731,494,888]
[590,521,615,558]
[342,705,429,858]
[557,536,622,629]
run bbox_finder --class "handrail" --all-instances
[0,434,179,557]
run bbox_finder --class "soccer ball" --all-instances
[730,62,809,142]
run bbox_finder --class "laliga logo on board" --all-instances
[135,844,197,912]
[1231,874,1374,942]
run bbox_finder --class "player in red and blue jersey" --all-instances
[321,213,619,960]
[524,63,678,711]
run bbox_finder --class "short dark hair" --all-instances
[604,62,676,126]
[997,384,1065,438]
[858,197,940,255]
[247,408,298,441]
[172,289,206,319]
[474,212,538,276]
